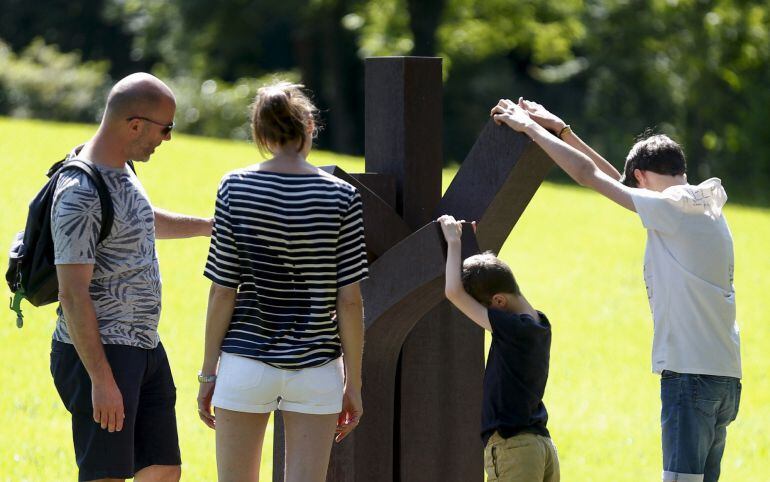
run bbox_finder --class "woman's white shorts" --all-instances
[212,352,344,415]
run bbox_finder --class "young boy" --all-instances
[437,215,559,482]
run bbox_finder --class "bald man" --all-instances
[49,73,211,482]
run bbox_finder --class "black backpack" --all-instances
[6,149,122,328]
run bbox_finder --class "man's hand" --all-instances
[437,214,463,244]
[490,99,536,133]
[92,377,125,432]
[197,380,216,429]
[335,384,363,443]
[517,97,566,134]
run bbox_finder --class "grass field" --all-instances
[1,117,768,481]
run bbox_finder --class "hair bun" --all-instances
[251,81,319,155]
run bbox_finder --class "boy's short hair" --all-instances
[461,251,520,305]
[621,133,687,188]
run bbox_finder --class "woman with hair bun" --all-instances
[197,81,368,481]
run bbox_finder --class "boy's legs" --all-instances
[660,371,741,482]
[484,432,554,482]
[543,436,560,482]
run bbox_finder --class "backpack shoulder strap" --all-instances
[60,160,115,244]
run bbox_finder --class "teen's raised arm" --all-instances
[516,98,621,181]
[491,100,636,212]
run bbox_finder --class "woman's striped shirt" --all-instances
[204,169,368,369]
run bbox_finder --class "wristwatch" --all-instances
[198,372,217,383]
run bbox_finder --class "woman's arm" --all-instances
[335,282,364,442]
[197,282,237,429]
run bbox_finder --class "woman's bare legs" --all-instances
[283,411,338,482]
[215,408,271,482]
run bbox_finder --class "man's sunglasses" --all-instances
[126,116,176,135]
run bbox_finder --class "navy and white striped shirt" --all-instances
[205,169,368,369]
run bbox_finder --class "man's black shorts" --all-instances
[50,340,181,481]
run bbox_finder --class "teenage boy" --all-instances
[437,215,559,482]
[490,99,741,482]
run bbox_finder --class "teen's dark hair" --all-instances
[461,252,520,305]
[250,81,319,156]
[621,133,687,187]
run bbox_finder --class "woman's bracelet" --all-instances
[558,124,571,139]
[198,372,217,383]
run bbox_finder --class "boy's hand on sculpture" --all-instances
[518,97,566,134]
[490,100,536,133]
[437,215,463,244]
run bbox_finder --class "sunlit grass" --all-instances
[1,117,767,481]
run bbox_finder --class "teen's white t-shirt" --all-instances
[630,178,741,378]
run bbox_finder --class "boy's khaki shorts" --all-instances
[484,432,560,482]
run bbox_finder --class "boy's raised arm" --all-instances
[437,215,492,332]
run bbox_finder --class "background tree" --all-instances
[1,0,769,201]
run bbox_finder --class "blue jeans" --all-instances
[661,371,741,482]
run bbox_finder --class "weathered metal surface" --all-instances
[272,57,552,482]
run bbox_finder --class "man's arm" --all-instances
[491,100,637,212]
[154,207,213,239]
[335,282,364,442]
[57,264,124,433]
[437,216,492,332]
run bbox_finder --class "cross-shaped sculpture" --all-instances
[273,57,553,482]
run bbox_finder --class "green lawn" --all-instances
[1,117,768,481]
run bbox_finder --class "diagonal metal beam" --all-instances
[351,222,479,481]
[320,165,412,259]
[435,121,553,252]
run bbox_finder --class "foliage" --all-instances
[353,0,413,57]
[437,0,585,67]
[1,1,770,200]
[352,0,585,74]
[0,36,300,140]
[166,71,300,141]
[0,0,141,78]
[0,38,110,122]
[1,117,768,480]
[105,0,336,80]
[577,0,770,201]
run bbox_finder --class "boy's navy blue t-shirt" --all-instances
[482,308,551,446]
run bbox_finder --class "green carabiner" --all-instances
[9,291,24,328]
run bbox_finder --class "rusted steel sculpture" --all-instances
[273,57,553,482]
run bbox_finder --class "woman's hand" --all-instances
[335,384,363,442]
[197,380,217,429]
